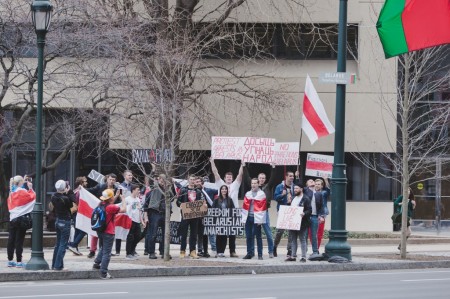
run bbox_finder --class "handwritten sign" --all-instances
[211,136,275,164]
[132,149,174,163]
[155,221,182,244]
[88,169,105,184]
[203,208,245,236]
[273,142,299,165]
[181,200,208,219]
[211,136,246,160]
[305,153,334,178]
[276,206,304,230]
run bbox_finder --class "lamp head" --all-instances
[31,0,53,33]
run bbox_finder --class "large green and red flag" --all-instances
[377,0,450,58]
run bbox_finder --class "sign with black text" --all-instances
[155,221,182,244]
[181,200,208,219]
[203,208,245,236]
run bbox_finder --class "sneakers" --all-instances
[300,258,307,263]
[144,251,149,255]
[149,253,157,260]
[7,261,16,267]
[92,263,100,270]
[203,252,211,258]
[217,253,225,258]
[87,251,95,259]
[180,251,186,258]
[243,254,253,260]
[133,252,140,257]
[68,245,82,256]
[197,252,205,257]
[100,272,113,279]
[15,262,25,268]
[111,252,120,256]
[230,252,239,258]
[189,251,199,259]
[258,256,263,260]
[285,257,296,262]
[269,253,274,258]
[125,254,137,260]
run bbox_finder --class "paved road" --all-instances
[0,269,449,299]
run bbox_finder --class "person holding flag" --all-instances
[7,176,35,268]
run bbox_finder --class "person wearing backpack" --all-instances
[92,189,127,279]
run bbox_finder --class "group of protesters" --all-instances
[6,158,330,279]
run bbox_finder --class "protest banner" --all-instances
[211,136,246,160]
[276,206,304,230]
[155,221,182,244]
[132,149,174,163]
[203,208,245,236]
[305,153,334,178]
[181,200,208,219]
[273,142,299,165]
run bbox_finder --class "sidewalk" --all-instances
[1,238,449,282]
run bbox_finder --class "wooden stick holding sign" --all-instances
[180,200,208,219]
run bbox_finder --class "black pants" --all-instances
[216,235,236,254]
[126,221,141,255]
[180,218,198,252]
[197,220,209,253]
[115,239,121,254]
[7,224,27,262]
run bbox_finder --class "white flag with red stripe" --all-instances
[7,188,36,221]
[114,212,132,240]
[302,75,335,144]
[77,188,100,237]
[241,190,267,224]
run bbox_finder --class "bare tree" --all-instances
[353,47,450,258]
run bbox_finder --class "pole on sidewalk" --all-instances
[324,0,352,260]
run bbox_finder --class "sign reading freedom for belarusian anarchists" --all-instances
[276,206,304,230]
[305,153,334,178]
[155,221,181,244]
[273,142,299,165]
[203,208,245,236]
[181,200,208,219]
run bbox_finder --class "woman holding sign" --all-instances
[213,185,237,258]
[286,185,312,262]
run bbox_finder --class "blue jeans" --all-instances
[262,213,274,254]
[245,216,263,256]
[147,211,164,255]
[52,218,71,270]
[310,216,319,254]
[69,227,86,248]
[208,235,217,252]
[95,232,115,275]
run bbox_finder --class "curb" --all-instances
[2,260,450,282]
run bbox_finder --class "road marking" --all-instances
[402,278,450,282]
[0,292,128,298]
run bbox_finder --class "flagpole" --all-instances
[297,129,303,174]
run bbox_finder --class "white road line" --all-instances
[0,292,128,299]
[402,278,450,282]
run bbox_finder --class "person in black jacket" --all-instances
[213,185,237,258]
[176,174,203,259]
[285,185,311,262]
[195,177,218,258]
[50,180,75,271]
[303,182,325,255]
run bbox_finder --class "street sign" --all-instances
[319,72,356,85]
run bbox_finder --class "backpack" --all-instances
[91,204,109,232]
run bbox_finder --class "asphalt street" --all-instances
[0,269,449,299]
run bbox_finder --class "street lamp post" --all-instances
[26,0,53,271]
[324,0,352,260]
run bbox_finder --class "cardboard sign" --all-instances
[273,142,299,165]
[276,206,304,230]
[211,136,275,164]
[305,153,334,178]
[88,169,105,184]
[155,221,182,244]
[180,200,208,219]
[211,136,246,160]
[203,208,245,236]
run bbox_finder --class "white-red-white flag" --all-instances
[7,188,36,221]
[302,75,335,144]
[241,190,267,224]
[77,188,100,237]
[114,213,132,240]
